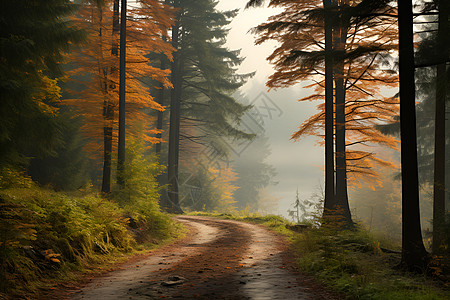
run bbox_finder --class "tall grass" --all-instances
[0,157,178,298]
[293,223,447,299]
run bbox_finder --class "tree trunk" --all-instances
[155,52,167,156]
[117,0,127,187]
[101,126,113,193]
[156,52,168,208]
[398,0,428,271]
[432,0,448,254]
[101,0,119,194]
[334,8,352,226]
[167,7,183,213]
[323,0,336,217]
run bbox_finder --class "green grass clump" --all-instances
[294,225,447,299]
[0,168,180,299]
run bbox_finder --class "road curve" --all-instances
[64,216,337,300]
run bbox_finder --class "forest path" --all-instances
[65,216,338,299]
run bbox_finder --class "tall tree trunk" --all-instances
[398,0,428,270]
[167,7,183,213]
[155,0,170,158]
[323,0,336,216]
[117,0,127,186]
[432,0,448,254]
[334,7,352,226]
[156,51,168,208]
[101,0,119,194]
[155,52,167,156]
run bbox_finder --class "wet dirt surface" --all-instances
[58,216,340,299]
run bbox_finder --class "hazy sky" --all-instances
[216,0,325,216]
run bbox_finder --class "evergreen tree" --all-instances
[248,0,398,226]
[28,113,90,190]
[414,0,449,254]
[229,93,277,211]
[0,0,83,167]
[398,0,429,271]
[117,0,127,187]
[164,0,254,212]
[232,134,276,211]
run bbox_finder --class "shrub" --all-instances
[0,165,175,297]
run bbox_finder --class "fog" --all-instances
[214,1,327,217]
[215,1,440,240]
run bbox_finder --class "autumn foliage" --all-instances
[253,0,400,186]
[67,0,175,160]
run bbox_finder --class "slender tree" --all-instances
[165,0,253,212]
[432,0,448,254]
[397,0,428,271]
[167,1,183,212]
[68,0,173,190]
[333,0,352,223]
[102,0,120,193]
[155,51,168,156]
[323,0,336,216]
[250,0,398,225]
[117,0,127,186]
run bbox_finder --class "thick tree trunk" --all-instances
[334,12,352,226]
[167,10,183,213]
[432,0,448,254]
[323,0,336,216]
[117,0,127,187]
[398,0,428,271]
[101,0,119,194]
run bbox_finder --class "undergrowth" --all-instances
[188,211,448,299]
[294,224,448,299]
[0,166,181,299]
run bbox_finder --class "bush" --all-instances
[0,166,176,297]
[111,136,173,244]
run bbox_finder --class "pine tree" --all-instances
[432,0,448,255]
[28,113,90,190]
[167,0,183,212]
[398,0,429,271]
[250,0,398,225]
[377,0,449,255]
[164,0,254,212]
[0,0,83,167]
[117,0,128,186]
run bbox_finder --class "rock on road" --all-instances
[66,216,337,300]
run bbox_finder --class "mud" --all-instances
[55,216,339,299]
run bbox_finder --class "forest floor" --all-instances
[44,216,340,300]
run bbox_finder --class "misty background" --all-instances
[213,0,436,243]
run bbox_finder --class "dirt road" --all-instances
[64,216,338,299]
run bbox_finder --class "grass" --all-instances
[293,224,448,299]
[188,211,448,300]
[0,173,184,299]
